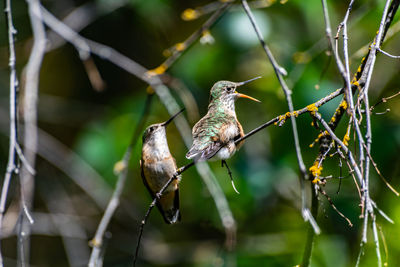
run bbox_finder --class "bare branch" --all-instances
[19,0,47,265]
[0,0,19,264]
[377,47,400,58]
[370,90,400,111]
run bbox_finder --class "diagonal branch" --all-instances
[18,0,47,266]
[241,0,319,235]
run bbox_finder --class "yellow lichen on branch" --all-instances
[309,162,323,184]
[146,64,168,76]
[181,8,199,21]
[306,103,318,115]
[175,42,186,52]
[309,130,329,148]
[339,100,348,110]
[274,111,299,125]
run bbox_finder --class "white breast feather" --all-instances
[224,123,239,139]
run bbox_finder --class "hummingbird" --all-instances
[185,77,261,163]
[140,109,184,224]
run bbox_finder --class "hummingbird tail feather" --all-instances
[186,142,222,161]
[157,189,180,224]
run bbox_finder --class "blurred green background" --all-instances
[0,0,400,266]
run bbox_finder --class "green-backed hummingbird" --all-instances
[140,109,184,224]
[186,77,261,162]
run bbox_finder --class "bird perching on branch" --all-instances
[140,109,185,224]
[186,77,261,193]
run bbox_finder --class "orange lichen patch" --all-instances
[312,177,320,184]
[275,111,300,125]
[275,114,285,125]
[306,103,318,115]
[339,100,348,110]
[343,132,350,147]
[309,131,328,148]
[146,64,168,76]
[181,8,199,21]
[317,131,328,139]
[175,42,186,51]
[309,162,323,183]
[352,80,360,87]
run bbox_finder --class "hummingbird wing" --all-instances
[140,159,181,224]
[186,114,238,161]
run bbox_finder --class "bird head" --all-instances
[209,77,261,106]
[142,109,185,144]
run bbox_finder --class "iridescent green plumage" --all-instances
[186,78,260,161]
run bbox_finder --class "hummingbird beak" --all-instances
[234,76,261,102]
[162,108,185,127]
[235,92,261,102]
[236,76,262,87]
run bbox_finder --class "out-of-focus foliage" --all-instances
[0,0,399,266]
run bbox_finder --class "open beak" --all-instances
[235,92,261,102]
[162,108,185,127]
[234,76,262,102]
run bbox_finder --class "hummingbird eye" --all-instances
[226,86,234,92]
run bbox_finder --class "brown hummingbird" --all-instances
[140,109,184,224]
[186,77,261,162]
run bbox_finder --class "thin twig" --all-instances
[318,187,353,227]
[159,2,232,73]
[221,160,240,194]
[370,90,400,111]
[362,143,399,196]
[377,224,389,267]
[377,47,400,58]
[301,185,319,267]
[0,1,19,265]
[371,200,394,224]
